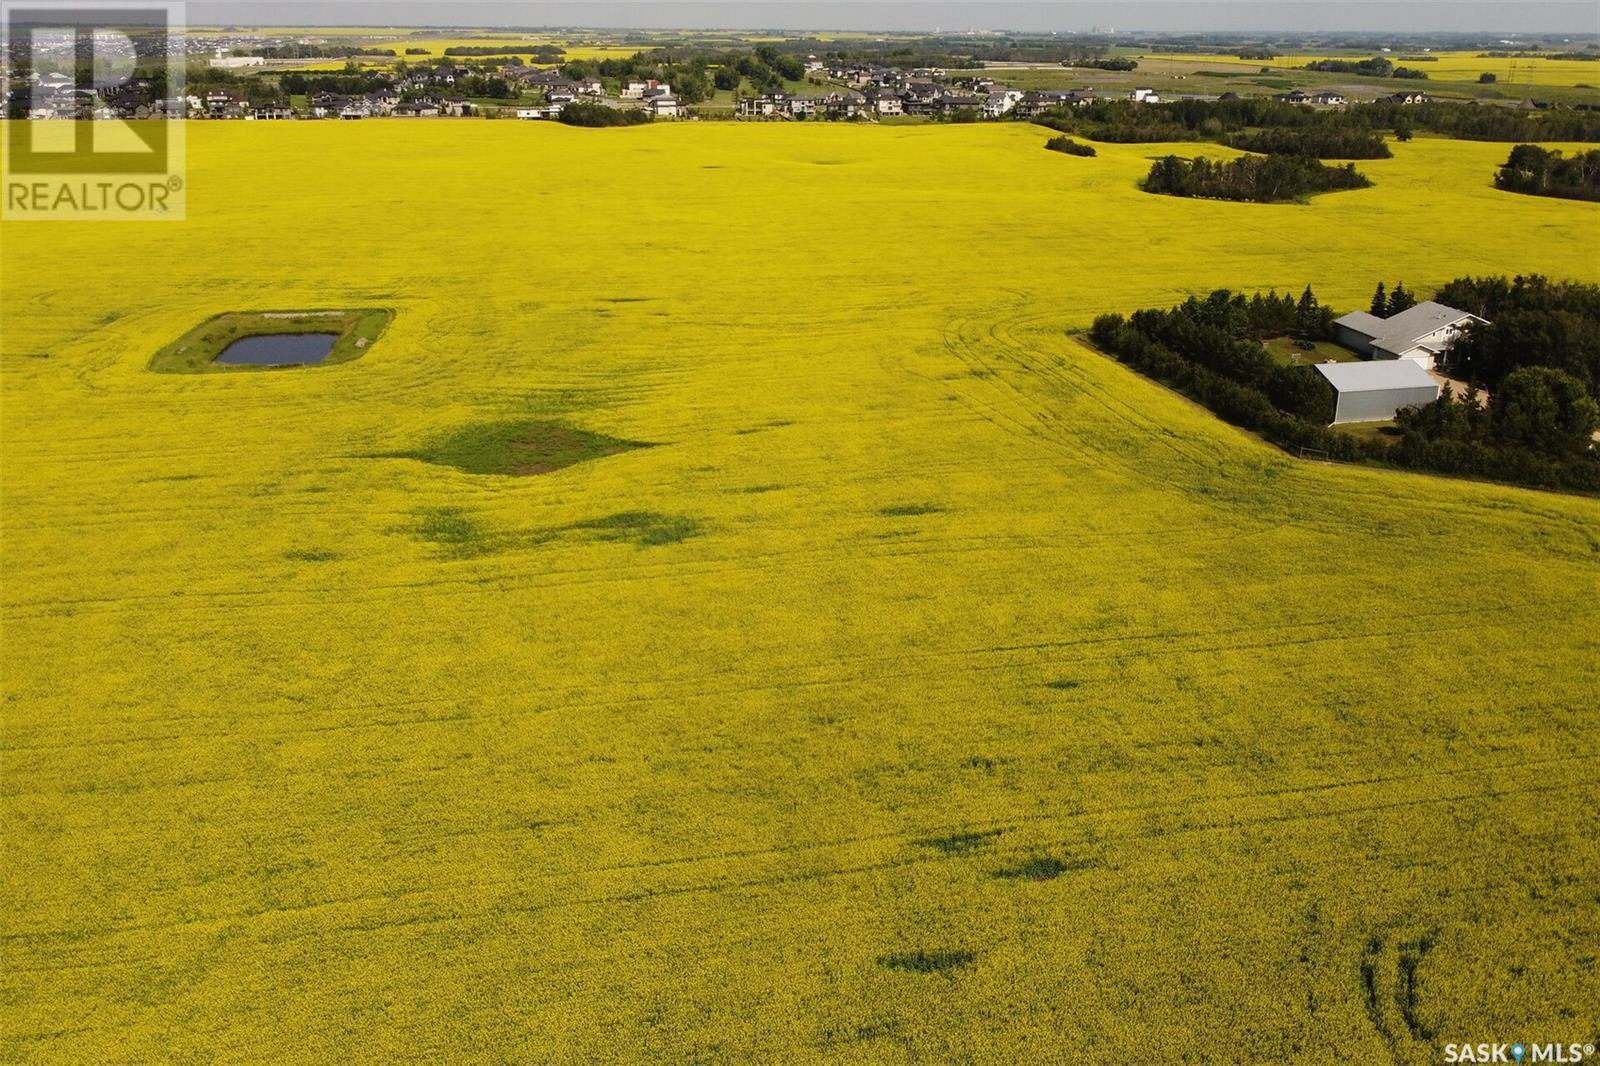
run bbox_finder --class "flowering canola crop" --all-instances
[3,121,1598,1062]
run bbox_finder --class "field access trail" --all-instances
[3,122,1599,1062]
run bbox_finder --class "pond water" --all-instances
[217,333,338,366]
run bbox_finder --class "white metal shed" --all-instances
[1314,361,1441,424]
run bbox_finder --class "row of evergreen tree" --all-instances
[1368,282,1419,318]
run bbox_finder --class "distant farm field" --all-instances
[1144,49,1600,88]
[207,33,641,69]
[2,122,1599,1062]
[357,36,642,60]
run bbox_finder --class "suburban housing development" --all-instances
[5,49,1452,123]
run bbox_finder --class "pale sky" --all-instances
[186,2,1600,35]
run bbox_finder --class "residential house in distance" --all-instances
[309,92,350,118]
[647,95,681,119]
[200,89,234,116]
[735,89,861,120]
[1278,89,1347,107]
[1381,90,1429,105]
[863,86,903,115]
[622,79,669,99]
[935,92,981,117]
[1315,361,1441,424]
[1130,87,1160,103]
[366,88,399,114]
[1333,301,1485,370]
[515,103,563,119]
[392,101,440,117]
[818,89,866,118]
[982,87,1023,118]
[738,92,789,117]
[902,81,943,114]
[1015,90,1091,118]
[515,67,560,90]
[191,91,252,119]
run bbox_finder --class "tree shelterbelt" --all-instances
[1033,97,1600,145]
[1440,275,1600,399]
[1494,145,1600,202]
[1141,154,1371,202]
[1091,282,1600,494]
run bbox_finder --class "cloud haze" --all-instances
[186,2,1600,35]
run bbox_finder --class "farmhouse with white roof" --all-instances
[1332,301,1485,370]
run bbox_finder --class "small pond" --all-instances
[216,333,338,366]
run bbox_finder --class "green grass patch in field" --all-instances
[147,307,393,373]
[878,503,943,518]
[283,548,339,563]
[400,506,697,556]
[407,507,503,559]
[393,419,651,476]
[566,511,700,546]
[994,854,1101,881]
[877,949,976,974]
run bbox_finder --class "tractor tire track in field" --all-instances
[0,595,1563,753]
[3,597,1572,754]
[6,771,1590,969]
[939,298,1215,473]
[0,513,1289,621]
[13,457,1587,623]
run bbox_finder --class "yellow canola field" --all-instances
[1146,50,1600,88]
[364,37,642,60]
[192,32,638,69]
[2,122,1599,1062]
